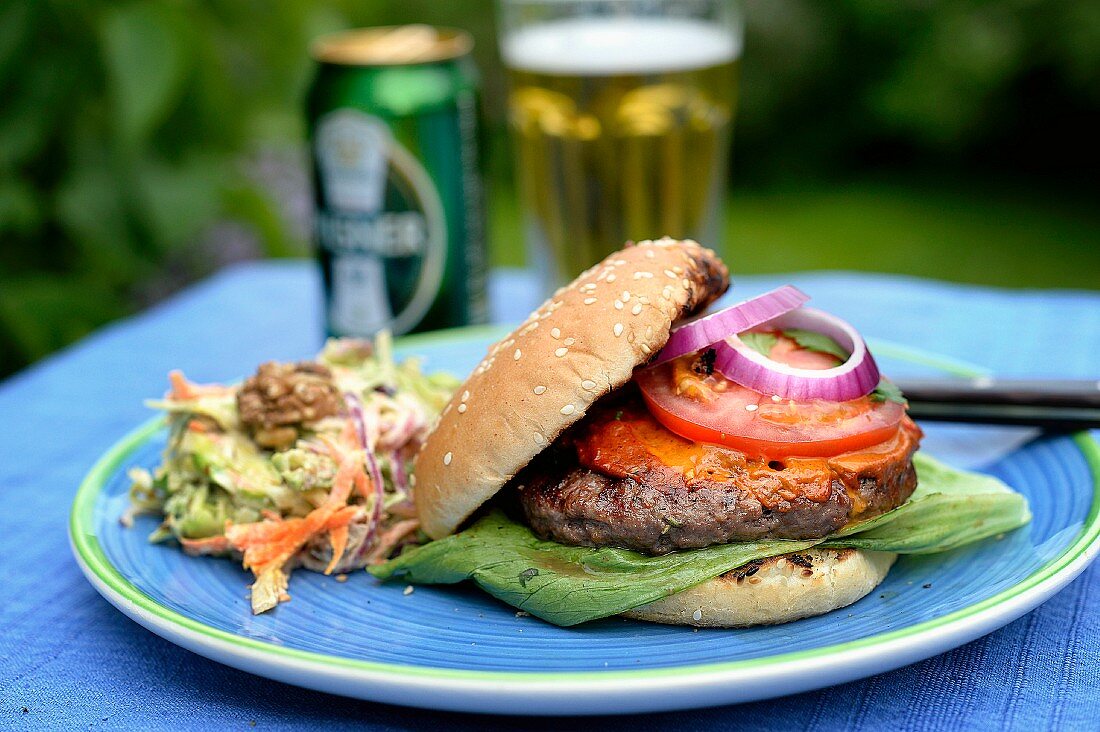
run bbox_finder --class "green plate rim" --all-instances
[69,326,1100,683]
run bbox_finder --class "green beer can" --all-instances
[307,25,487,336]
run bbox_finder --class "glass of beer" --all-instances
[498,0,743,289]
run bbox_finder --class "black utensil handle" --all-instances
[894,378,1100,409]
[905,401,1100,431]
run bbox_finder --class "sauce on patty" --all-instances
[573,399,922,520]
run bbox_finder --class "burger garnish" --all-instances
[372,238,1030,627]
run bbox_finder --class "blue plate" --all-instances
[70,327,1100,715]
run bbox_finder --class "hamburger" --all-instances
[374,238,1029,627]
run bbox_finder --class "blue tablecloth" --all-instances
[2,261,1099,730]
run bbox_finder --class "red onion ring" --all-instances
[653,285,810,365]
[714,308,881,402]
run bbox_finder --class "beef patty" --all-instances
[515,393,921,555]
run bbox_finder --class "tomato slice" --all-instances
[635,333,905,459]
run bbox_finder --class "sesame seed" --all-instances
[645,326,653,338]
[621,290,630,302]
[443,452,453,465]
[513,348,522,360]
[692,608,703,622]
[457,403,467,413]
[555,347,568,357]
[560,404,576,415]
[613,323,624,337]
[581,380,597,390]
[564,337,575,346]
[673,265,683,274]
[772,395,783,402]
[613,258,627,265]
[745,404,758,412]
[533,385,546,395]
[640,296,650,304]
[404,585,415,596]
[584,297,597,305]
[641,344,652,354]
[664,269,677,278]
[551,328,561,339]
[633,271,653,279]
[607,273,617,282]
[533,433,546,445]
[645,250,655,259]
[631,303,642,315]
[461,391,469,402]
[614,301,624,310]
[682,278,691,289]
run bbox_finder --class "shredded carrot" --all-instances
[318,420,362,463]
[316,435,340,461]
[226,510,334,575]
[168,370,233,401]
[329,454,358,505]
[224,454,366,590]
[325,525,349,575]
[180,535,230,555]
[325,504,360,529]
[340,419,359,450]
[353,467,373,500]
[187,419,210,433]
[169,370,196,400]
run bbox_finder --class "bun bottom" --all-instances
[622,548,896,628]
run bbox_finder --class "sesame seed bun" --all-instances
[414,238,729,539]
[622,549,896,627]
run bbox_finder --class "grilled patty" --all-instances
[515,394,921,555]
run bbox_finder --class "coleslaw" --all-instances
[126,334,457,613]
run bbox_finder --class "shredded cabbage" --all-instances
[128,334,455,613]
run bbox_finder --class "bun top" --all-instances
[414,238,729,538]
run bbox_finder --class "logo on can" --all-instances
[315,109,446,335]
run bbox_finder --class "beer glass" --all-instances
[498,0,743,289]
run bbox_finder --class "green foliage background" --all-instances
[1,0,1098,376]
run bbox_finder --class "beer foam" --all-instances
[502,17,740,76]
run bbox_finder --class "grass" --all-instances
[488,177,1100,290]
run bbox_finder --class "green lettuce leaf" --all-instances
[824,452,1030,553]
[371,512,818,627]
[870,379,908,405]
[740,331,778,358]
[372,453,1030,626]
[781,328,850,361]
